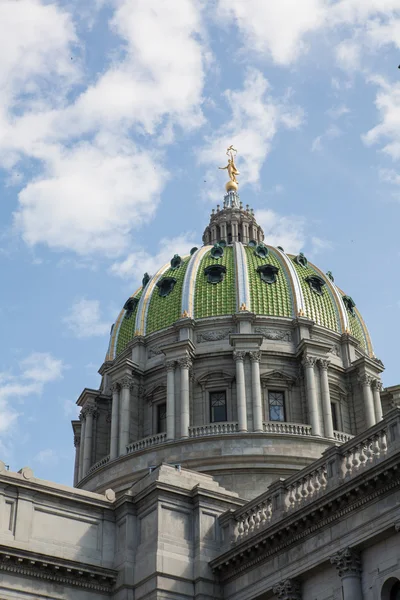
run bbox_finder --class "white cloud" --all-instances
[111,233,198,280]
[311,124,342,152]
[64,298,110,339]
[1,0,208,258]
[199,69,304,196]
[0,353,65,434]
[257,209,306,254]
[362,78,400,160]
[34,448,58,466]
[62,399,80,419]
[326,105,350,119]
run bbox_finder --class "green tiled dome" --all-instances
[106,243,373,360]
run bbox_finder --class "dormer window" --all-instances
[123,297,139,319]
[156,277,177,297]
[142,272,150,287]
[305,275,325,296]
[204,264,226,284]
[294,252,308,267]
[170,254,182,270]
[343,295,356,316]
[257,264,279,284]
[210,244,224,259]
[254,243,268,259]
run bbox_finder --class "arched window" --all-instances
[390,582,400,600]
[382,578,400,600]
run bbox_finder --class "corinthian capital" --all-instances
[249,350,261,363]
[110,382,120,393]
[318,358,330,371]
[119,375,134,389]
[330,547,361,578]
[233,350,246,362]
[74,434,80,447]
[372,379,383,392]
[302,356,316,368]
[178,357,192,369]
[358,374,373,388]
[165,360,176,372]
[82,404,97,418]
[273,579,301,599]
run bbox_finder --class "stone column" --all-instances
[372,379,383,422]
[220,222,227,242]
[119,376,133,455]
[73,433,80,486]
[359,375,376,429]
[318,359,334,438]
[273,579,301,599]
[234,351,247,432]
[78,413,86,481]
[302,356,322,436]
[166,360,176,440]
[250,351,263,432]
[331,547,363,600]
[179,358,192,438]
[82,405,96,478]
[109,383,120,460]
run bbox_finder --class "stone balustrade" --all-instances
[263,421,312,436]
[126,432,167,453]
[189,422,239,437]
[333,430,353,443]
[231,414,394,543]
[87,454,110,475]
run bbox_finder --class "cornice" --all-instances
[211,454,400,582]
[0,547,117,593]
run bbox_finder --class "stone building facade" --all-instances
[1,192,399,600]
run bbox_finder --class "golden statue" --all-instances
[219,145,240,191]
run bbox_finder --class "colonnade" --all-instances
[273,546,363,599]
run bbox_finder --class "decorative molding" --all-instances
[148,345,164,358]
[329,344,340,357]
[119,375,134,389]
[178,357,192,369]
[273,579,301,600]
[358,374,374,388]
[0,549,117,593]
[73,435,80,447]
[197,329,232,343]
[249,351,261,363]
[82,404,97,418]
[110,382,119,393]
[330,547,362,578]
[254,327,291,341]
[373,379,383,392]
[233,351,246,362]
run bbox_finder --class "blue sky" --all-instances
[1,0,400,485]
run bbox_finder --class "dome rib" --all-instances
[233,241,251,311]
[181,245,210,317]
[274,247,304,315]
[135,262,171,336]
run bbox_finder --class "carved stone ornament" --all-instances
[372,379,383,392]
[148,345,164,358]
[119,375,134,389]
[82,404,97,418]
[273,579,301,600]
[233,351,246,361]
[358,374,374,388]
[329,344,340,357]
[302,356,317,368]
[197,329,232,343]
[318,358,330,370]
[110,382,120,393]
[165,360,176,372]
[330,547,362,578]
[254,327,291,341]
[178,357,192,369]
[74,434,80,447]
[249,350,261,363]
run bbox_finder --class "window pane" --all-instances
[268,391,285,422]
[157,403,166,433]
[210,391,227,423]
[331,402,338,431]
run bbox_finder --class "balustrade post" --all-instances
[78,412,86,481]
[273,579,302,599]
[82,404,96,478]
[179,358,192,438]
[359,374,376,429]
[318,359,334,438]
[234,351,248,432]
[302,356,322,436]
[331,547,363,600]
[166,360,176,441]
[372,379,383,422]
[119,376,133,455]
[109,382,120,460]
[250,351,263,432]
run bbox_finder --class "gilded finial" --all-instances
[219,145,240,192]
[240,302,247,311]
[298,309,305,317]
[182,310,189,318]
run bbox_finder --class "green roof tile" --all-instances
[116,288,143,356]
[194,246,236,318]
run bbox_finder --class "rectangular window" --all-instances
[268,391,285,422]
[157,402,167,434]
[210,391,227,423]
[331,402,339,431]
